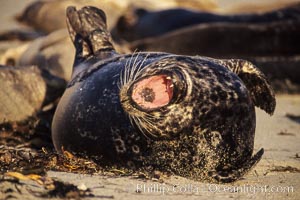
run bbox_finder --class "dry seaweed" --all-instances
[1,172,105,199]
[270,166,300,173]
[31,180,95,199]
[0,105,163,200]
[0,144,105,175]
[277,130,296,136]
[0,106,105,175]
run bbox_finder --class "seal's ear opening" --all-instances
[211,148,264,183]
[219,59,276,115]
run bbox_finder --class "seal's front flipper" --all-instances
[211,148,264,183]
[219,59,276,115]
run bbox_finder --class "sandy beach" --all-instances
[1,95,299,200]
[0,1,299,200]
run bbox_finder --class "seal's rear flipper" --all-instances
[66,6,116,76]
[66,6,115,55]
[219,59,276,115]
[211,148,264,183]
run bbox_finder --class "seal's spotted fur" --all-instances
[52,6,276,183]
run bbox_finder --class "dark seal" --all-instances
[52,6,276,183]
[112,3,300,42]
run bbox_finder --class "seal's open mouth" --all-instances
[131,75,173,110]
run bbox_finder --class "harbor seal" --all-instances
[52,6,276,182]
[113,3,300,42]
[0,64,66,123]
[129,21,300,57]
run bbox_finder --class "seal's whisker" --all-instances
[132,116,152,140]
[129,51,142,84]
[120,64,126,88]
[142,122,157,139]
[137,111,157,119]
[125,51,137,85]
[132,113,160,139]
[143,113,159,120]
[135,116,145,133]
[122,54,132,86]
[142,117,158,133]
[133,61,142,81]
[117,81,121,90]
[128,115,135,129]
[120,54,131,87]
[133,53,150,81]
[125,54,132,83]
[138,123,153,138]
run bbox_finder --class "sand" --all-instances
[0,1,299,199]
[1,95,299,200]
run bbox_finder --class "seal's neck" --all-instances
[72,50,118,78]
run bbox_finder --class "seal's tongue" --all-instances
[132,75,173,110]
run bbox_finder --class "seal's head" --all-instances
[119,57,192,139]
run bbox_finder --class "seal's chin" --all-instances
[131,75,173,110]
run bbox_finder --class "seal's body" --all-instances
[113,4,300,41]
[52,6,276,182]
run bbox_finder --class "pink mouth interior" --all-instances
[131,75,173,109]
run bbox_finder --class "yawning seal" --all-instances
[52,6,276,182]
